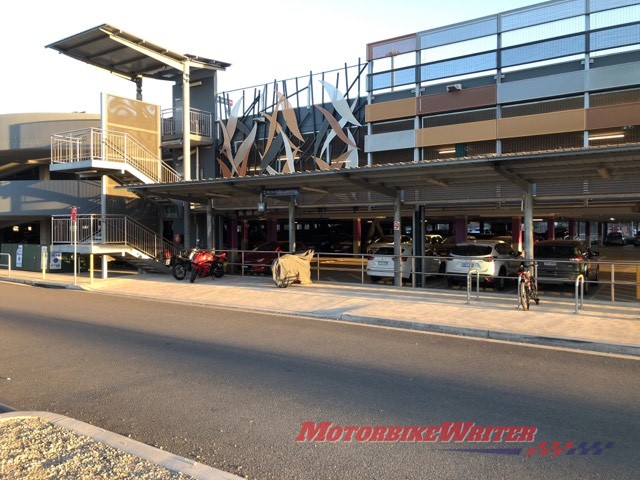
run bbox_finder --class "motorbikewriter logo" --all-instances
[295,422,614,457]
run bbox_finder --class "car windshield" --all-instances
[374,247,395,255]
[451,245,493,256]
[534,245,577,258]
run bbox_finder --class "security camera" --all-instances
[446,84,462,92]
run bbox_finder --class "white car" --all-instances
[366,245,413,282]
[445,240,522,290]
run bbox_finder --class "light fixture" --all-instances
[588,133,624,141]
[446,84,462,92]
[438,148,456,154]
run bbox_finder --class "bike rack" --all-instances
[466,269,480,304]
[517,275,524,310]
[0,253,11,277]
[574,274,584,314]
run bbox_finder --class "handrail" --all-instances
[51,128,182,184]
[467,269,480,304]
[51,214,180,262]
[0,253,11,276]
[575,274,584,314]
[161,107,212,137]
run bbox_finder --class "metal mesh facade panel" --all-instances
[590,87,640,106]
[422,140,497,161]
[422,109,496,128]
[501,0,585,31]
[371,149,414,165]
[501,34,586,67]
[370,72,393,91]
[502,17,585,48]
[419,17,497,49]
[501,132,584,153]
[591,4,640,28]
[421,36,497,63]
[371,119,415,134]
[369,36,417,61]
[394,67,417,86]
[589,126,640,144]
[591,0,639,14]
[420,52,496,82]
[502,97,584,117]
[590,24,640,51]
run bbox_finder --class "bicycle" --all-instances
[517,263,539,311]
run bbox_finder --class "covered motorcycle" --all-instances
[271,249,314,288]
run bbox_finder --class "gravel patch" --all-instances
[0,417,193,479]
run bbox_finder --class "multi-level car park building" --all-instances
[1,0,639,278]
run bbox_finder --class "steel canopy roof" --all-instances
[126,145,640,212]
[46,24,230,82]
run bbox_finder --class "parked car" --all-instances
[425,234,443,246]
[634,233,640,247]
[243,241,307,274]
[533,240,599,292]
[365,234,412,254]
[366,244,414,282]
[330,233,354,254]
[435,235,476,256]
[445,240,522,290]
[604,231,625,246]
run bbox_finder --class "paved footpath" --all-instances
[2,269,639,357]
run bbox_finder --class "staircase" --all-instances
[51,128,182,184]
[52,214,180,274]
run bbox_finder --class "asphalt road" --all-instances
[1,282,639,479]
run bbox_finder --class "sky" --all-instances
[0,0,543,115]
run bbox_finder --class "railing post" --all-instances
[611,263,615,302]
[575,274,584,314]
[0,253,11,277]
[467,269,479,304]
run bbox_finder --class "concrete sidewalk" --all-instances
[2,269,639,356]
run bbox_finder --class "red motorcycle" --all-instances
[189,250,227,283]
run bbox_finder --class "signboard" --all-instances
[50,251,62,270]
[393,221,401,231]
[263,187,300,197]
[16,245,23,268]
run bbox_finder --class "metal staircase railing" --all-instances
[52,214,180,262]
[51,128,182,184]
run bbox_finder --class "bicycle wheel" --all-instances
[532,284,540,305]
[519,281,530,310]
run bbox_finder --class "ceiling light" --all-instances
[438,148,456,154]
[588,133,624,141]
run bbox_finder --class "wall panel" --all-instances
[497,110,585,138]
[365,131,415,153]
[586,102,640,130]
[418,86,496,115]
[365,98,417,122]
[498,71,586,104]
[416,120,497,147]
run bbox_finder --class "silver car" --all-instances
[534,240,599,292]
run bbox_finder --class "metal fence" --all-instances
[218,250,640,304]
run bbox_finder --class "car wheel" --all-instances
[369,276,381,283]
[447,277,456,288]
[496,268,507,291]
